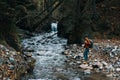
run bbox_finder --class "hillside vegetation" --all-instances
[0,0,120,48]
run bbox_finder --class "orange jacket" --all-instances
[84,39,90,48]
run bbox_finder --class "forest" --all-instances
[0,0,120,49]
[0,0,120,80]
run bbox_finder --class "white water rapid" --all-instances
[21,32,116,80]
[22,32,70,80]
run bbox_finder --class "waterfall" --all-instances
[51,21,58,33]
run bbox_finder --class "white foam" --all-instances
[22,32,67,79]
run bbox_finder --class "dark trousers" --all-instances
[83,48,89,61]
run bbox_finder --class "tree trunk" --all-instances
[33,0,64,31]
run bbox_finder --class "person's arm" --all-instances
[84,40,87,48]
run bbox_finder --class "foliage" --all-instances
[0,1,20,50]
[0,0,120,46]
[57,0,120,43]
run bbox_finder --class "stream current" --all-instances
[22,32,83,80]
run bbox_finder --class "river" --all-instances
[22,32,82,80]
[21,32,112,80]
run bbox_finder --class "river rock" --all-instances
[64,50,70,55]
[9,57,15,63]
[116,68,120,72]
[106,73,113,77]
[102,61,108,66]
[0,44,35,79]
[84,69,91,75]
[63,40,120,79]
[113,73,119,77]
[74,55,81,60]
[76,61,81,65]
[110,52,114,57]
[24,53,32,57]
[98,62,103,69]
[0,59,3,65]
[8,64,15,70]
[106,64,114,72]
[112,46,118,52]
[3,77,8,80]
[79,64,88,69]
[86,66,93,70]
[73,77,81,80]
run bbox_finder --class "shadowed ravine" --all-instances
[21,32,111,80]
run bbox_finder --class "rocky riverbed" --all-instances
[0,44,35,80]
[1,37,118,80]
[64,39,120,80]
[21,31,120,80]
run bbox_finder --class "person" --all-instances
[83,36,91,62]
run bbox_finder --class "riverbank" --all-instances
[0,44,35,80]
[64,39,120,80]
[21,31,120,80]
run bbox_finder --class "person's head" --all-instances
[84,35,89,41]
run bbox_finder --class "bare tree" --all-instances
[33,0,64,31]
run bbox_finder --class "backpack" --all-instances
[89,39,93,48]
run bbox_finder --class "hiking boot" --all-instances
[83,61,88,64]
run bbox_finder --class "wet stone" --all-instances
[102,61,108,66]
[0,59,3,65]
[84,69,91,75]
[73,77,81,80]
[0,44,35,80]
[8,65,14,70]
[116,68,120,72]
[79,64,89,69]
[76,61,82,65]
[86,66,93,70]
[74,55,81,60]
[25,53,32,57]
[9,57,15,63]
